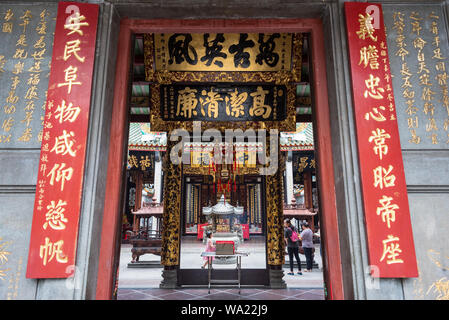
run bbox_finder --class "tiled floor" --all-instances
[118,243,324,289]
[117,241,325,300]
[117,288,325,300]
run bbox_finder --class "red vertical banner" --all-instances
[344,2,418,277]
[26,2,99,278]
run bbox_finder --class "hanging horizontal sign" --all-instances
[26,2,99,278]
[292,151,315,183]
[154,33,293,72]
[160,84,287,121]
[190,150,213,167]
[235,149,257,168]
[127,151,154,172]
[345,2,418,278]
[189,147,257,168]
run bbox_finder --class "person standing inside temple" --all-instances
[299,222,314,272]
[201,231,215,269]
[284,219,302,275]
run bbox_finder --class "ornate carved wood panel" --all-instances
[266,152,286,266]
[160,140,182,266]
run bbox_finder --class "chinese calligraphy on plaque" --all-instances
[128,150,154,173]
[160,84,286,121]
[154,33,293,72]
[0,6,56,147]
[292,151,315,183]
[187,143,258,168]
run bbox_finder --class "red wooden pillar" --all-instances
[96,19,132,300]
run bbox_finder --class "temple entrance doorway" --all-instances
[115,30,325,292]
[100,18,344,300]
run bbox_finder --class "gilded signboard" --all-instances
[128,150,154,172]
[188,143,258,168]
[145,33,300,132]
[292,151,315,183]
[160,83,286,121]
[154,33,292,72]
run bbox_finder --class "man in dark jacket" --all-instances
[284,218,302,275]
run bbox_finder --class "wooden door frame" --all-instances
[95,18,345,300]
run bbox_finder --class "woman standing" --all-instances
[299,222,314,272]
[284,219,302,275]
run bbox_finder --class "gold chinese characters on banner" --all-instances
[154,33,293,72]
